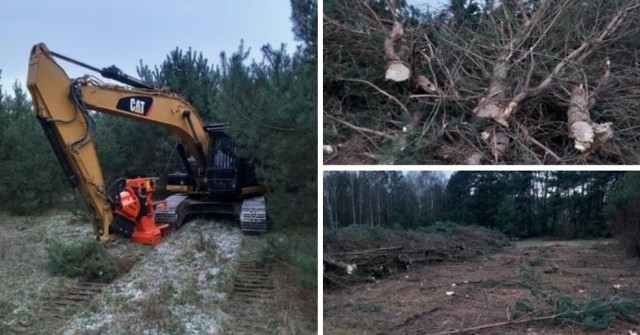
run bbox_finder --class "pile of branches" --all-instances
[323,224,510,287]
[323,0,640,164]
[324,245,454,286]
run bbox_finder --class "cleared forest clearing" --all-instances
[324,238,640,335]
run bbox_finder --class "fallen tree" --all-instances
[324,0,640,164]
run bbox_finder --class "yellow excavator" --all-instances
[27,43,267,245]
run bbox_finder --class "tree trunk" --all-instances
[358,179,363,226]
[369,185,374,226]
[377,186,382,227]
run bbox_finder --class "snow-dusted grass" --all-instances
[62,219,242,335]
[0,212,90,331]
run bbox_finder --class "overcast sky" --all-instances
[407,0,449,11]
[0,0,297,93]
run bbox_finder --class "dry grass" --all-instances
[1,213,316,334]
[139,291,186,334]
[271,264,319,334]
[0,212,91,333]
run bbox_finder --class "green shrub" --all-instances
[578,296,639,330]
[325,224,452,251]
[354,301,381,313]
[417,222,460,235]
[520,293,640,331]
[325,222,510,254]
[553,294,578,315]
[45,237,119,282]
[325,224,387,242]
[513,297,534,318]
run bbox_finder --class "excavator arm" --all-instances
[27,43,214,243]
[78,83,210,167]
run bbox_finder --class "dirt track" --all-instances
[324,239,640,335]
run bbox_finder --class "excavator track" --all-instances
[21,250,151,335]
[38,281,108,320]
[154,194,189,229]
[240,196,267,233]
[227,236,277,334]
[154,194,267,233]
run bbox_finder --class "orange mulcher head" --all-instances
[113,177,168,246]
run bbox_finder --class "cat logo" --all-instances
[130,98,146,114]
[116,96,153,115]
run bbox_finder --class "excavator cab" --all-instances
[204,124,258,197]
[166,123,256,198]
[205,123,240,196]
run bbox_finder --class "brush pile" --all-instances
[323,0,640,164]
[323,223,509,287]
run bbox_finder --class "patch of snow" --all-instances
[61,220,242,334]
[121,281,145,301]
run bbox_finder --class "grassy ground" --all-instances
[0,212,96,334]
[262,226,318,334]
[0,212,318,334]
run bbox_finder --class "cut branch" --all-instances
[516,123,562,163]
[567,84,613,152]
[384,20,410,82]
[324,0,640,164]
[325,113,394,140]
[339,77,411,118]
[424,312,575,335]
[324,257,357,275]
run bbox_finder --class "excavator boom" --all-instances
[28,44,113,242]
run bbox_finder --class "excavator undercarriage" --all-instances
[154,194,267,234]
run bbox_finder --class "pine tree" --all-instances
[290,0,317,56]
[213,15,317,227]
[0,83,66,214]
[604,172,640,255]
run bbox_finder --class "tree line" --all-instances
[0,0,317,229]
[324,171,635,240]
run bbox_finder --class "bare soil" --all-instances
[324,239,640,335]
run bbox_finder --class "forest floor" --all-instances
[324,238,640,335]
[0,211,316,334]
